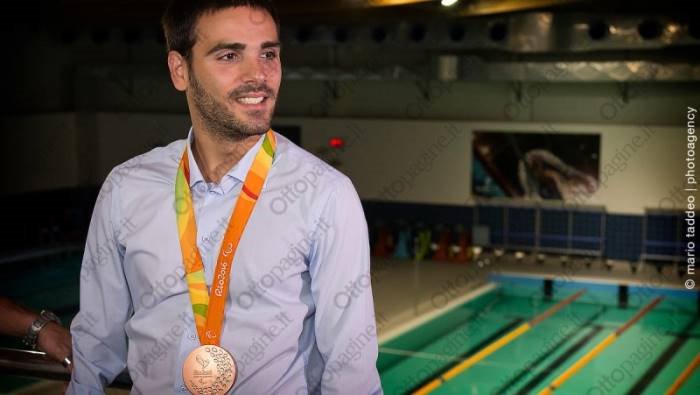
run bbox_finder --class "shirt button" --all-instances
[179,384,187,392]
[188,332,197,340]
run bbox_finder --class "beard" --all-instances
[189,69,276,142]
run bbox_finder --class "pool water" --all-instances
[378,277,700,395]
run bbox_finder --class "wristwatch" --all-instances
[22,310,62,350]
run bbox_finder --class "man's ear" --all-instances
[167,51,189,92]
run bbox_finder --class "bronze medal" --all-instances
[182,345,237,394]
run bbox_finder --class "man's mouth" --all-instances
[236,96,266,105]
[234,90,272,107]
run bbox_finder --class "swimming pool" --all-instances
[378,273,699,395]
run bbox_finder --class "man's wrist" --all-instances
[22,310,61,349]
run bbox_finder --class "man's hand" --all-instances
[37,322,72,372]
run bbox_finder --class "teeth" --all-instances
[237,97,264,104]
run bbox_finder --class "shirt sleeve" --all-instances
[308,176,383,394]
[67,170,133,394]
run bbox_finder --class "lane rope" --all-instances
[538,296,664,395]
[413,289,587,395]
[665,352,700,395]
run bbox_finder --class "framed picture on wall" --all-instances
[472,131,600,201]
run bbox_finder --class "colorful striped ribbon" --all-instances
[175,130,276,345]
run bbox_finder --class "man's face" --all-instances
[187,6,281,140]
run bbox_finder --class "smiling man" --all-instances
[67,1,381,394]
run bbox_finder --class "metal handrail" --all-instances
[0,347,132,389]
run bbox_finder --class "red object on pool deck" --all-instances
[372,225,394,257]
[433,229,451,261]
[328,137,345,149]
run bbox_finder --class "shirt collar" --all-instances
[185,127,265,192]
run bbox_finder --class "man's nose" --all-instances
[240,55,267,83]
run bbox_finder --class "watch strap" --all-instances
[22,310,61,350]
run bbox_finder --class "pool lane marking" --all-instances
[412,289,587,395]
[408,318,524,394]
[379,346,528,367]
[504,306,608,395]
[538,296,664,395]
[378,290,504,374]
[628,316,698,393]
[379,348,459,362]
[494,306,606,393]
[665,352,700,395]
[516,325,605,395]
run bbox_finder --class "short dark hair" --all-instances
[161,0,280,60]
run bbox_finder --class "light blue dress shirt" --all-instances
[68,129,382,394]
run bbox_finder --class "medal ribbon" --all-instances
[175,130,276,345]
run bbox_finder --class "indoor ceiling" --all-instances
[2,0,698,28]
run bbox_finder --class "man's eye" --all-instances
[262,51,278,60]
[220,53,239,61]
